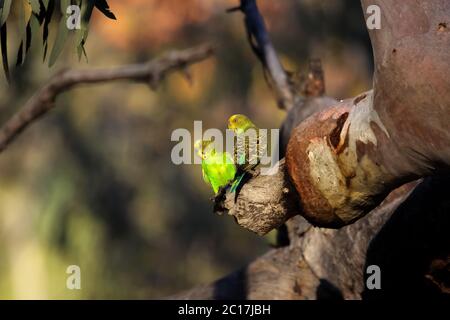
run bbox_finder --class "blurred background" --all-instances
[0,0,373,299]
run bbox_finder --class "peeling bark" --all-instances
[285,1,450,227]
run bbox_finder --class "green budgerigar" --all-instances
[228,114,260,170]
[228,114,266,192]
[194,139,237,194]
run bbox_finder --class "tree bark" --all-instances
[287,0,450,228]
[216,0,450,232]
[174,0,450,299]
[172,178,450,299]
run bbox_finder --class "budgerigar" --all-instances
[228,114,266,192]
[194,139,237,194]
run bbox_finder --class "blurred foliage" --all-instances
[0,0,372,299]
[0,0,116,81]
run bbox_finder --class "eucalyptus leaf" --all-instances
[48,7,69,67]
[16,1,26,65]
[17,12,35,66]
[60,0,69,14]
[76,0,94,62]
[48,0,73,66]
[0,0,116,76]
[42,0,55,60]
[29,0,40,14]
[41,0,49,9]
[0,0,11,26]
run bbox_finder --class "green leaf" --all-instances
[0,0,116,76]
[29,0,40,14]
[75,0,94,62]
[16,11,35,66]
[28,12,41,53]
[22,2,34,32]
[48,0,70,67]
[48,18,68,67]
[16,0,35,66]
[60,0,69,14]
[33,1,46,23]
[41,0,49,9]
[30,9,41,37]
[42,0,55,60]
[18,1,27,36]
[17,1,27,63]
[0,0,11,26]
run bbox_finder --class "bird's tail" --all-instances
[230,172,246,193]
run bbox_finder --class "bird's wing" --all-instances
[201,162,210,184]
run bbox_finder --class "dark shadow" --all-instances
[212,268,248,300]
[276,224,290,248]
[363,175,450,299]
[316,279,344,300]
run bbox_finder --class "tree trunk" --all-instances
[171,0,450,299]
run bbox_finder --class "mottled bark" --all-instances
[286,1,450,227]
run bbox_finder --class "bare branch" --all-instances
[231,0,295,110]
[215,160,300,236]
[0,44,214,153]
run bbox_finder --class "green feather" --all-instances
[201,148,236,194]
[230,172,246,193]
[227,114,268,192]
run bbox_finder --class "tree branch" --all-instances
[214,94,339,235]
[217,0,450,231]
[215,160,299,236]
[173,0,450,300]
[230,0,295,110]
[171,180,428,299]
[285,0,450,227]
[0,44,214,153]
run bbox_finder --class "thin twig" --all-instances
[0,44,214,153]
